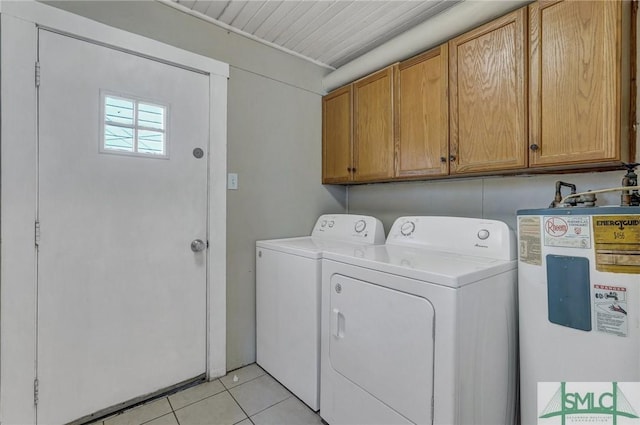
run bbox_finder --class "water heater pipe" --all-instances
[561,186,640,205]
[322,0,531,92]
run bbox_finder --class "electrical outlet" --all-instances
[227,173,238,190]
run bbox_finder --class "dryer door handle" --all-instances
[332,308,345,339]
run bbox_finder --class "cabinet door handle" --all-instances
[440,157,447,163]
[347,167,352,172]
[449,155,456,162]
[530,144,539,151]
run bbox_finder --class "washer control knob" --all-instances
[400,221,415,236]
[321,220,327,228]
[328,220,335,228]
[354,219,367,233]
[477,229,490,240]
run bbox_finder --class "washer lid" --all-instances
[257,237,379,259]
[322,244,516,287]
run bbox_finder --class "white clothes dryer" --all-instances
[320,216,518,425]
[256,214,385,411]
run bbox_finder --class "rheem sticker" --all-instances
[543,216,591,248]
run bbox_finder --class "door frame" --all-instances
[0,2,229,423]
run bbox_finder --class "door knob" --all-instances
[191,239,207,252]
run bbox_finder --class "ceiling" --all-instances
[169,0,462,69]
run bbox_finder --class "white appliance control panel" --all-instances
[387,216,516,261]
[312,214,385,244]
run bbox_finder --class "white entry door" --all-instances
[37,29,209,424]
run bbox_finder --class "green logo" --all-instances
[540,382,639,424]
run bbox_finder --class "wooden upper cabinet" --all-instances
[322,86,353,184]
[449,7,528,174]
[353,66,395,182]
[529,0,627,167]
[395,44,449,178]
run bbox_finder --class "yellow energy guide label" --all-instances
[593,215,640,274]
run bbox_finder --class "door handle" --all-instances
[191,239,207,252]
[332,308,345,339]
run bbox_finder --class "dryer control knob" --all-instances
[477,229,490,240]
[354,219,367,233]
[400,221,415,236]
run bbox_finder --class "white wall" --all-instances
[43,0,347,370]
[346,171,630,234]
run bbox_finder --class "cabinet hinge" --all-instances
[34,378,39,406]
[35,61,41,87]
[35,220,40,247]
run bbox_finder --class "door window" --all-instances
[101,92,168,157]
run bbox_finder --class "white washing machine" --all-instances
[256,214,385,411]
[320,216,518,425]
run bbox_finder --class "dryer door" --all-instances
[329,275,435,424]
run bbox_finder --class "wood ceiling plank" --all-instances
[241,1,282,34]
[283,1,353,51]
[218,1,248,24]
[253,1,306,41]
[175,0,197,10]
[229,1,265,30]
[302,1,400,59]
[321,0,459,67]
[170,0,461,69]
[190,0,215,15]
[272,2,334,47]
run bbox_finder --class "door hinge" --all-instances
[33,378,39,406]
[35,220,41,247]
[35,61,41,87]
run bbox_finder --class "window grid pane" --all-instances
[104,124,134,152]
[137,130,165,155]
[104,96,134,126]
[103,94,167,157]
[137,103,165,130]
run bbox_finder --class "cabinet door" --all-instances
[529,0,622,167]
[449,7,527,174]
[396,45,449,178]
[323,86,353,184]
[353,67,395,182]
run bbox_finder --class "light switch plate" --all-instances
[227,173,238,190]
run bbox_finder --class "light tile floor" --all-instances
[93,364,323,425]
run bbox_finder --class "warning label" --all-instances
[543,216,591,249]
[518,216,541,265]
[593,284,628,337]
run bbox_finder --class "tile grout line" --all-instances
[225,373,290,423]
[135,397,173,425]
[221,367,267,424]
[246,394,294,419]
[163,380,228,413]
[221,369,267,391]
[159,368,268,418]
[226,388,253,422]
[166,397,181,425]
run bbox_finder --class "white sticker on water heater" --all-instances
[593,284,628,337]
[543,216,592,249]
